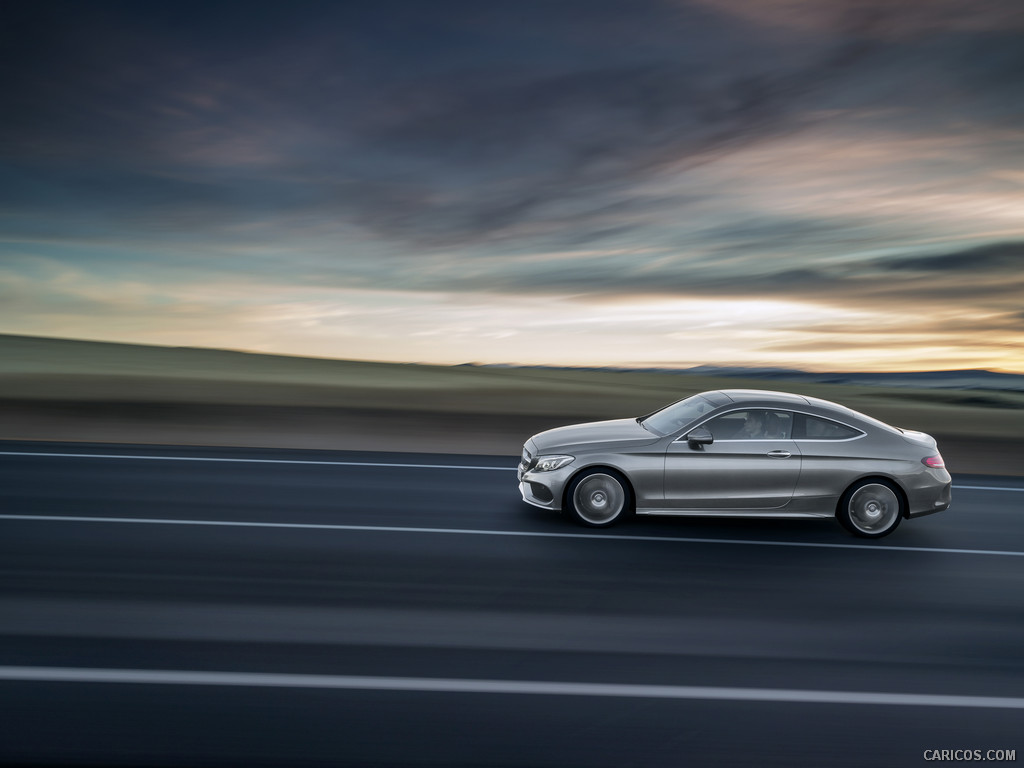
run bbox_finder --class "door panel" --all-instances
[664,438,802,509]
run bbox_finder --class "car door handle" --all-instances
[766,450,792,458]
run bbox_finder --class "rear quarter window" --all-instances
[797,414,863,440]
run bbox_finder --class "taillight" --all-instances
[923,455,945,468]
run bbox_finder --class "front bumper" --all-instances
[519,479,560,509]
[518,470,573,511]
[517,444,572,510]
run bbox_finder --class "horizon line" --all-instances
[2,331,1023,378]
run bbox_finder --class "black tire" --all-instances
[837,479,904,538]
[565,468,633,528]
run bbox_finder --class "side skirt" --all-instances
[635,508,833,519]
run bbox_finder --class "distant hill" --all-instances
[2,333,1022,392]
[669,366,1024,392]
[465,364,1024,392]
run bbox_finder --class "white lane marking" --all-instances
[0,451,512,472]
[2,451,1023,492]
[954,485,1024,492]
[1,666,1022,709]
[2,514,1023,558]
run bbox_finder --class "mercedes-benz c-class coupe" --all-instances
[518,389,951,538]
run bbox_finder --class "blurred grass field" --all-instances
[2,334,1022,473]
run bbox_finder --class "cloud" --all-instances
[1,1,1023,370]
[6,0,1021,249]
[689,0,1024,40]
[883,242,1024,272]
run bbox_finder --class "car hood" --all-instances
[529,417,660,452]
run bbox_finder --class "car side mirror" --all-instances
[686,427,713,446]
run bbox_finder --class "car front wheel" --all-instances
[837,479,904,538]
[566,469,632,527]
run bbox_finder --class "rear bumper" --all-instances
[905,468,952,518]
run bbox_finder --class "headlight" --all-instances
[533,455,574,472]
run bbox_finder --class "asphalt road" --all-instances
[1,440,1022,767]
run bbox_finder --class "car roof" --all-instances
[715,389,811,405]
[708,390,897,433]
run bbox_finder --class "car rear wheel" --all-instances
[566,469,632,527]
[837,479,904,538]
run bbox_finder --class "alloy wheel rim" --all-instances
[848,484,899,533]
[574,474,624,525]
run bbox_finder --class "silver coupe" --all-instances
[518,389,951,538]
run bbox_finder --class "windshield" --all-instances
[640,394,717,436]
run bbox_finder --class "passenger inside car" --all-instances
[735,411,767,439]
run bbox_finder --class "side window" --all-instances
[705,411,748,440]
[706,410,792,440]
[797,414,862,440]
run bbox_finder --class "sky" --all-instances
[1,0,1023,372]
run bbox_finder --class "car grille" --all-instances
[518,447,535,479]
